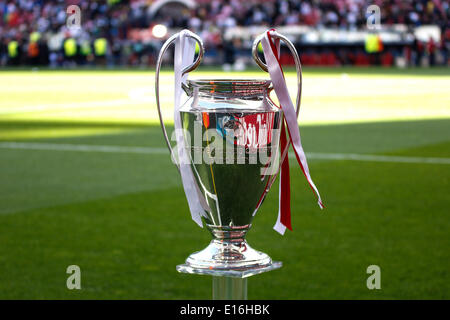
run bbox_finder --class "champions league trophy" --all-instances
[155,29,322,299]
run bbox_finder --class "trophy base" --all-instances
[177,239,282,278]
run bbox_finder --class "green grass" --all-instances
[0,67,449,299]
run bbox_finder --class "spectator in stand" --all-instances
[7,37,20,65]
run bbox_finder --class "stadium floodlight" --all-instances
[152,24,168,39]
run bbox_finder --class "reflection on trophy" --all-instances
[155,29,313,299]
[179,79,282,271]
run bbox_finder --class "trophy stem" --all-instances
[212,276,248,300]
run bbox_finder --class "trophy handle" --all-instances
[155,30,204,166]
[252,31,303,167]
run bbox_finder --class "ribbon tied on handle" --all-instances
[155,30,210,227]
[253,29,324,235]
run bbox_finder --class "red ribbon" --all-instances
[279,120,292,231]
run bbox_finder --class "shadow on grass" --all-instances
[1,118,449,155]
[0,117,449,298]
[0,154,448,299]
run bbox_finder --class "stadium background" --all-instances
[1,0,449,67]
[0,0,449,299]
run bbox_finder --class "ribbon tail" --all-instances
[273,206,287,235]
[279,121,292,230]
[285,123,325,210]
[274,120,292,234]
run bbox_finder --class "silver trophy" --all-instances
[155,30,302,299]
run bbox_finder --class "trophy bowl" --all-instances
[178,79,282,272]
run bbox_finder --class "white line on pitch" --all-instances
[0,141,449,165]
[304,152,450,164]
[0,142,168,154]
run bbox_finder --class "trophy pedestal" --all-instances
[212,276,248,300]
[176,239,282,299]
[176,260,282,278]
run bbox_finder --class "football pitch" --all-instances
[0,67,449,299]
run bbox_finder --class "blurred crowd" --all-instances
[184,0,449,29]
[0,0,449,67]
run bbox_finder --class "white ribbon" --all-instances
[173,31,210,227]
[261,30,324,235]
[271,37,289,236]
[274,170,287,234]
